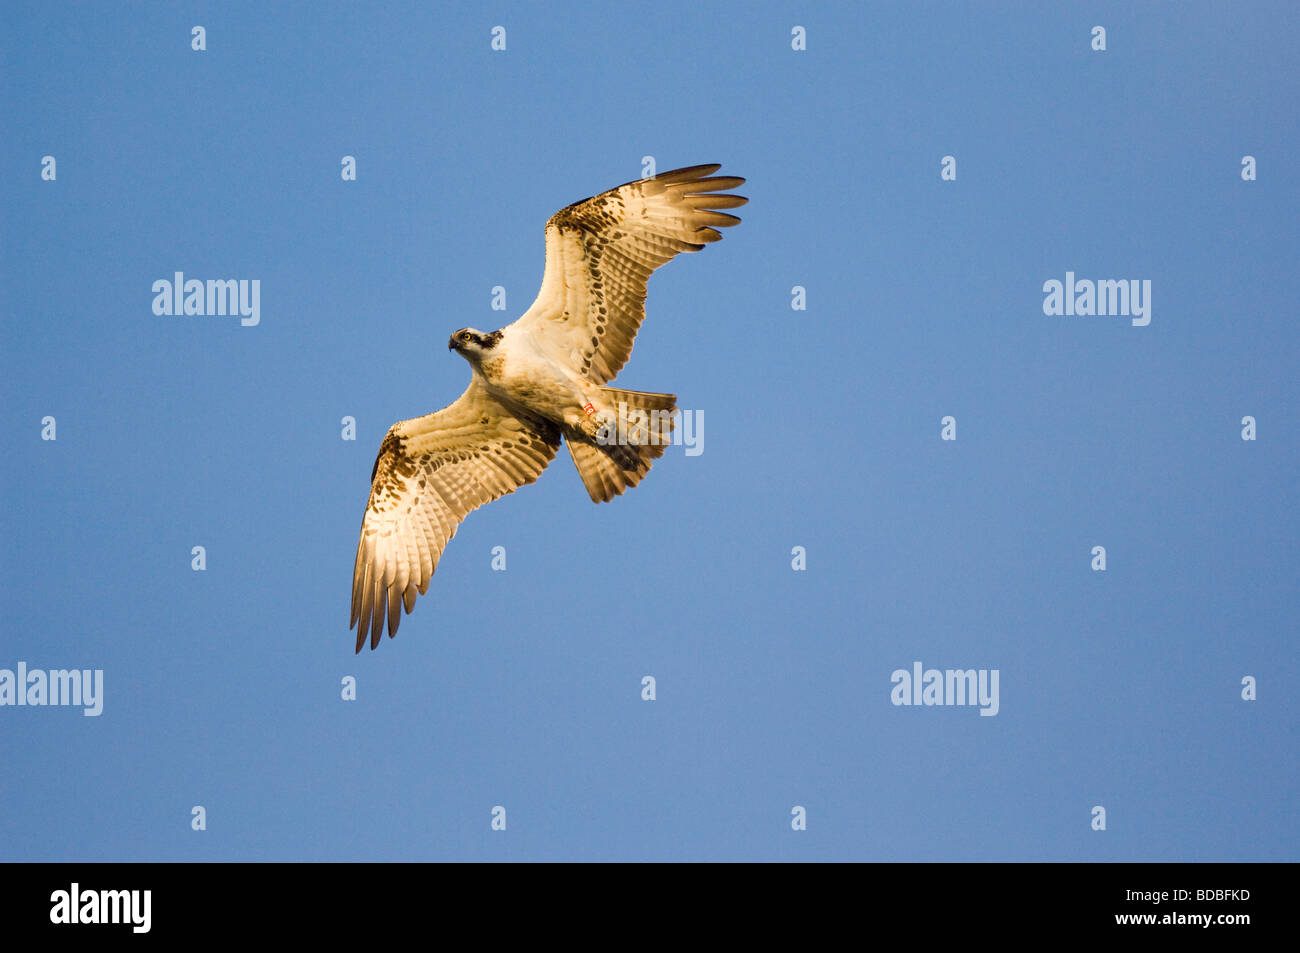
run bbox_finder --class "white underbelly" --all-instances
[479,353,591,425]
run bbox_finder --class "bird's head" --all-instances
[448,328,503,360]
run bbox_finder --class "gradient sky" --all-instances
[2,1,1296,861]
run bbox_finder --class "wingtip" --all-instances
[652,163,722,184]
[682,162,723,177]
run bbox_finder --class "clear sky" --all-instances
[2,1,1296,861]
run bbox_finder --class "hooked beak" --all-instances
[448,335,458,351]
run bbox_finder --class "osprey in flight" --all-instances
[350,164,746,652]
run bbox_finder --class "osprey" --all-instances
[350,164,746,651]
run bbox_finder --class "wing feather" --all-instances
[509,164,747,384]
[350,379,560,651]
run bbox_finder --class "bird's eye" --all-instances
[461,332,472,343]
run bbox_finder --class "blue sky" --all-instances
[2,1,1296,861]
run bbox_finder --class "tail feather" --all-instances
[568,387,677,503]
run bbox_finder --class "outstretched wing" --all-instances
[350,379,561,652]
[509,163,746,384]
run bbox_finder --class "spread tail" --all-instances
[567,387,677,503]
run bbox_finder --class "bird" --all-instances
[349,163,747,652]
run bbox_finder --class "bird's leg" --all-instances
[564,394,616,445]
